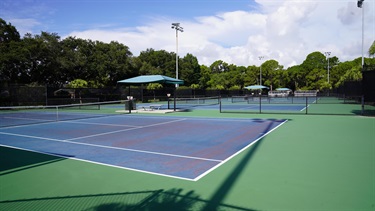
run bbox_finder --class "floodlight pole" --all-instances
[259,56,264,85]
[324,52,331,83]
[171,23,183,88]
[358,0,365,70]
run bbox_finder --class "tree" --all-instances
[299,52,327,89]
[199,65,211,89]
[138,49,175,77]
[0,18,22,83]
[0,18,20,43]
[67,79,88,101]
[1,18,372,92]
[227,64,246,89]
[369,40,375,57]
[67,79,88,88]
[147,83,163,101]
[243,65,259,86]
[335,59,363,88]
[261,59,283,90]
[210,60,229,73]
[60,37,91,84]
[180,53,201,86]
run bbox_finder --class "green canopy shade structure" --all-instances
[117,75,184,85]
[275,88,291,91]
[244,85,269,90]
[117,75,184,111]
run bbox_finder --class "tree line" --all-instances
[1,18,374,91]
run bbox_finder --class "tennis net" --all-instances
[0,100,125,128]
[168,96,220,109]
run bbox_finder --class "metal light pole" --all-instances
[259,56,264,85]
[358,0,365,70]
[171,23,183,87]
[324,52,331,83]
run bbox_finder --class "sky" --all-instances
[1,0,374,68]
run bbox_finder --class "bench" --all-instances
[141,104,163,111]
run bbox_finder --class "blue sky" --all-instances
[1,0,374,67]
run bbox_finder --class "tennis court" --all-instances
[0,113,286,180]
[0,101,373,210]
[220,96,372,115]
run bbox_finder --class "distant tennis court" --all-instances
[219,96,371,115]
[0,115,286,181]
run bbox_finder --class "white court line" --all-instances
[3,116,55,122]
[300,105,310,112]
[1,116,287,181]
[66,118,187,141]
[0,118,222,164]
[65,121,140,128]
[0,144,198,181]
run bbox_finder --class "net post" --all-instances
[259,94,262,114]
[56,106,59,121]
[219,96,222,113]
[305,97,308,114]
[128,100,133,114]
[129,100,132,114]
[174,88,176,111]
[361,95,364,115]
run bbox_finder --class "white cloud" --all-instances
[67,0,375,68]
[7,18,41,35]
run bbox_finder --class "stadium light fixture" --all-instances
[324,52,331,83]
[357,0,364,70]
[259,56,264,85]
[171,23,183,87]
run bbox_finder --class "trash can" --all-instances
[131,100,136,110]
[125,100,136,110]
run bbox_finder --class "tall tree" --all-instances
[299,52,326,89]
[261,59,283,90]
[0,18,22,83]
[199,65,211,89]
[210,60,229,73]
[180,53,200,86]
[243,65,259,86]
[138,48,175,77]
[25,32,62,85]
[0,18,20,43]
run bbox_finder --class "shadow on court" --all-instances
[0,188,256,211]
[0,146,66,176]
[202,119,280,211]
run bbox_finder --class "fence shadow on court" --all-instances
[202,119,280,211]
[0,146,67,176]
[0,188,256,211]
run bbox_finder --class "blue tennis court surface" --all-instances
[0,115,286,181]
